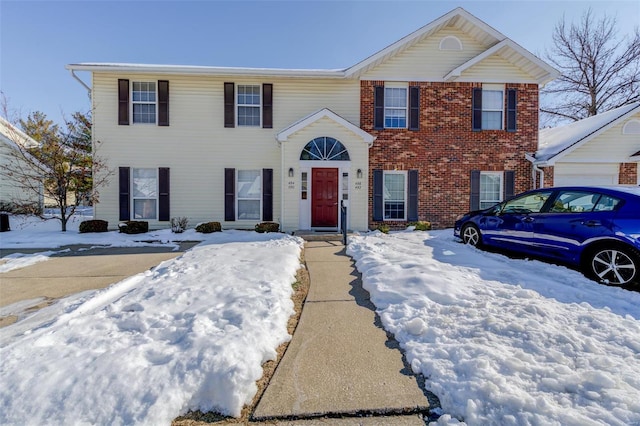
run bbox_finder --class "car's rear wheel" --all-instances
[461,224,482,247]
[586,245,640,286]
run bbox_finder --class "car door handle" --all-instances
[522,216,535,223]
[582,220,601,227]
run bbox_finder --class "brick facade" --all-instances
[619,163,638,185]
[361,81,539,229]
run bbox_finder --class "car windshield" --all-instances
[500,191,553,214]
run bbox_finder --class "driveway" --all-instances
[0,243,198,327]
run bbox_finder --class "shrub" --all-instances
[79,219,109,233]
[376,224,390,234]
[119,221,149,234]
[409,221,432,231]
[195,221,222,234]
[255,222,280,233]
[171,217,189,233]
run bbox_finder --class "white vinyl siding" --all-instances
[360,28,537,83]
[91,73,360,230]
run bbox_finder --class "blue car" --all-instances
[454,186,640,286]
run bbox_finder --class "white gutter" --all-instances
[66,63,346,79]
[68,69,91,96]
[525,153,545,189]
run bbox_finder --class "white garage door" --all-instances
[554,163,618,186]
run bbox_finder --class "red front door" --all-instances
[311,168,339,227]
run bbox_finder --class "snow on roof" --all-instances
[67,8,556,85]
[0,116,39,151]
[535,102,640,164]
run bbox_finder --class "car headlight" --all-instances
[455,214,465,221]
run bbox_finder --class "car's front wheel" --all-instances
[586,245,640,286]
[461,224,482,247]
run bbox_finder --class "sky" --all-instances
[1,0,638,126]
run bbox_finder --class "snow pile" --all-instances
[1,231,303,425]
[348,231,640,426]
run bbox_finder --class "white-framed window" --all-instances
[132,82,156,124]
[480,172,503,209]
[132,168,157,219]
[383,171,407,220]
[384,84,408,129]
[482,84,504,130]
[237,169,261,220]
[237,85,261,126]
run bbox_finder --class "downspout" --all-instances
[68,69,91,96]
[525,153,544,189]
[533,164,544,189]
[278,136,285,233]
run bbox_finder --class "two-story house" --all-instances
[67,8,557,232]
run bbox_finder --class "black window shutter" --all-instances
[158,80,169,126]
[504,170,515,200]
[408,170,419,221]
[262,84,273,129]
[409,86,420,131]
[119,167,130,220]
[373,169,383,221]
[472,88,482,131]
[374,86,384,130]
[225,168,236,221]
[224,83,235,128]
[118,79,129,125]
[262,168,273,221]
[506,88,517,132]
[158,167,170,221]
[470,170,480,210]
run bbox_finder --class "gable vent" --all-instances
[439,35,463,50]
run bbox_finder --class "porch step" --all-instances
[292,230,347,242]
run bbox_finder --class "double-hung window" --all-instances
[384,85,408,128]
[481,85,503,130]
[383,171,406,220]
[237,85,261,126]
[132,168,157,219]
[237,170,261,220]
[479,172,503,209]
[132,82,156,124]
[473,84,517,131]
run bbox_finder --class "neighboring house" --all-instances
[66,7,557,231]
[0,116,43,212]
[531,102,640,187]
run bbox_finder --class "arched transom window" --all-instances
[300,137,350,161]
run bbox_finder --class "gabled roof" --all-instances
[344,7,504,78]
[67,8,556,86]
[534,102,640,165]
[276,108,375,145]
[0,116,39,151]
[443,39,558,85]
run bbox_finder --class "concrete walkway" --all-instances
[254,241,432,423]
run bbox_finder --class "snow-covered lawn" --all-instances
[3,215,640,425]
[0,216,303,425]
[348,231,640,426]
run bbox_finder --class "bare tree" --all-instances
[1,106,112,231]
[541,8,640,125]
